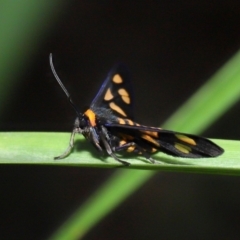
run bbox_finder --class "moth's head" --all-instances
[73,115,87,130]
[80,116,88,129]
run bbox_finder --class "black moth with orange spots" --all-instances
[49,54,224,166]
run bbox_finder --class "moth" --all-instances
[49,54,224,166]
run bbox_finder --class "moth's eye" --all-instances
[80,117,87,128]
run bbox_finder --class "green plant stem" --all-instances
[0,133,239,174]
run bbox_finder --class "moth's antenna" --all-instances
[49,53,81,117]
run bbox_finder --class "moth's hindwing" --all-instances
[90,64,134,120]
[106,123,224,158]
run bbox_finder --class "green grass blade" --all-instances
[0,132,239,175]
[47,49,240,240]
[163,49,240,132]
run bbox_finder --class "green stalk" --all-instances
[0,133,238,174]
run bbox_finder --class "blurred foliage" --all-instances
[0,0,64,113]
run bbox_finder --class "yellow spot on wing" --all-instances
[122,96,130,104]
[104,88,114,101]
[176,134,196,145]
[118,88,130,104]
[126,119,134,125]
[109,102,127,117]
[118,118,126,124]
[127,146,135,152]
[141,130,159,138]
[84,109,96,127]
[112,74,122,83]
[141,134,160,147]
[175,143,191,153]
[151,148,157,153]
[118,118,135,125]
[119,133,134,140]
[119,140,127,146]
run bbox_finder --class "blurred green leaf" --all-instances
[163,49,240,133]
[0,0,64,112]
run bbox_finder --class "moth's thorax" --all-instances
[84,109,97,127]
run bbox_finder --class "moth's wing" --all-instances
[106,124,224,158]
[90,63,135,120]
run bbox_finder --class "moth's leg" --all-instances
[114,142,156,164]
[100,126,130,166]
[54,127,81,159]
[100,134,130,166]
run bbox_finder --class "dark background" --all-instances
[1,1,240,239]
